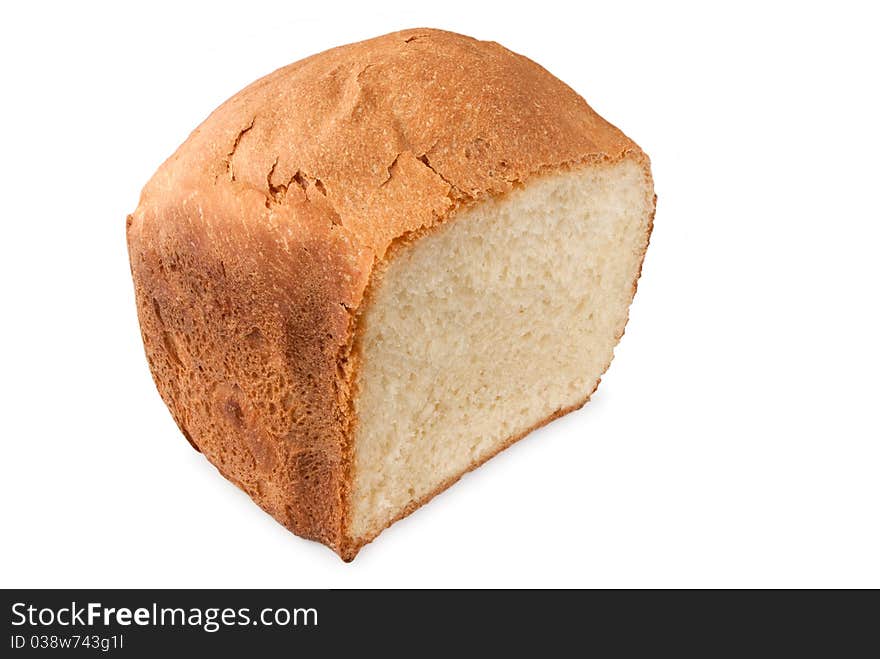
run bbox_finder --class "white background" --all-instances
[2,1,878,588]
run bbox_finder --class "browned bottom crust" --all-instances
[192,379,596,560]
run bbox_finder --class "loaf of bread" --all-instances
[127,28,655,560]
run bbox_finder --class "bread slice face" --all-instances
[350,160,652,544]
[126,28,654,560]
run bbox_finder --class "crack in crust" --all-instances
[224,117,256,181]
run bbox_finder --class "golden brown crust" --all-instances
[127,28,652,559]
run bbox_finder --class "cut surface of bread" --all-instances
[126,28,655,560]
[351,160,652,543]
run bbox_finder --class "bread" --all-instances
[127,28,655,560]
